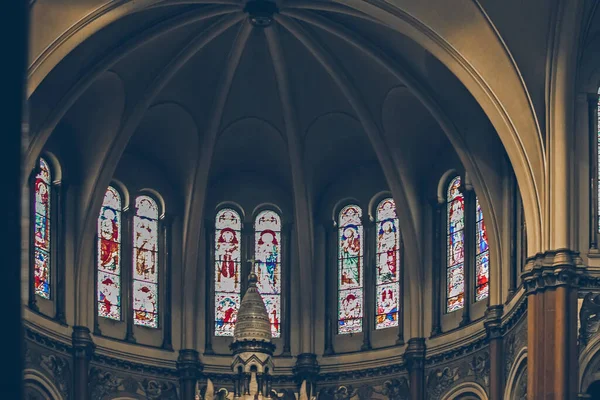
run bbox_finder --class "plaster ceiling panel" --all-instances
[211,117,292,190]
[127,102,200,193]
[220,27,285,134]
[303,112,378,197]
[306,17,399,129]
[154,21,241,135]
[276,23,355,135]
[318,11,430,81]
[29,4,196,127]
[381,85,450,191]
[61,71,126,184]
[111,18,209,104]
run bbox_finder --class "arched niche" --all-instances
[504,348,527,400]
[441,381,488,400]
[23,369,64,400]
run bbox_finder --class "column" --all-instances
[123,208,135,342]
[589,93,599,251]
[28,163,40,312]
[361,214,372,351]
[204,220,215,354]
[177,349,203,400]
[293,353,320,398]
[72,326,95,400]
[396,235,405,345]
[430,199,442,337]
[161,215,174,350]
[485,305,504,399]
[460,181,475,326]
[522,250,580,399]
[54,181,67,324]
[282,222,292,356]
[404,338,425,400]
[323,223,335,355]
[508,175,518,297]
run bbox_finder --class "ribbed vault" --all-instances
[27,0,529,344]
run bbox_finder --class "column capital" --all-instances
[177,349,203,381]
[71,326,95,360]
[484,305,504,340]
[404,337,426,371]
[293,353,320,384]
[521,249,585,295]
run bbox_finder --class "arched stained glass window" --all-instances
[133,195,159,328]
[215,208,242,336]
[475,197,490,301]
[97,186,122,320]
[254,210,282,338]
[34,158,52,299]
[338,205,364,334]
[447,176,465,313]
[375,198,400,330]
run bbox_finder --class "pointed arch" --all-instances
[214,207,242,336]
[338,204,364,334]
[254,209,282,338]
[132,194,160,328]
[97,185,123,321]
[446,176,465,313]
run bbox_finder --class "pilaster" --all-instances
[293,353,320,397]
[177,349,203,400]
[484,305,504,399]
[72,326,95,400]
[404,337,425,400]
[522,249,583,399]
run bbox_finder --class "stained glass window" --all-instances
[133,195,159,328]
[375,198,400,330]
[475,197,490,301]
[338,205,364,334]
[97,186,122,320]
[446,176,465,313]
[254,210,282,338]
[34,158,52,299]
[215,208,242,336]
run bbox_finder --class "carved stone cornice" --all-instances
[521,249,585,295]
[72,326,95,360]
[177,349,203,381]
[25,326,72,354]
[318,363,407,383]
[91,354,178,378]
[484,305,504,340]
[425,336,487,366]
[500,296,527,335]
[404,338,426,371]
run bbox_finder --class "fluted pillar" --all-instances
[404,338,425,400]
[72,326,95,400]
[522,250,581,399]
[177,349,203,400]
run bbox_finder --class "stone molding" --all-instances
[177,349,203,381]
[521,249,585,294]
